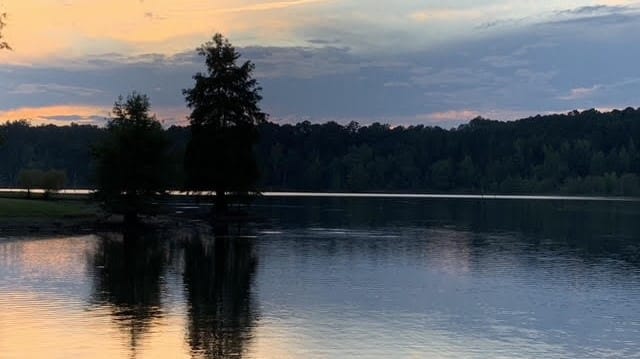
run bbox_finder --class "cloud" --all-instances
[424,110,480,122]
[558,85,602,100]
[477,3,640,30]
[555,4,628,16]
[409,8,481,23]
[207,0,331,14]
[3,1,639,65]
[481,55,529,68]
[547,3,640,28]
[408,3,541,27]
[0,0,337,64]
[383,81,411,88]
[243,46,362,79]
[4,2,640,128]
[9,83,103,96]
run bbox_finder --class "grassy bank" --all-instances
[0,197,97,218]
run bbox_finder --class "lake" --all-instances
[1,197,640,358]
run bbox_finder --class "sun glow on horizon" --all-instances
[0,105,109,125]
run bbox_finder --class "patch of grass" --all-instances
[0,198,97,218]
[0,191,91,201]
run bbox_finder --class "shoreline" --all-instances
[1,189,639,202]
[1,191,638,237]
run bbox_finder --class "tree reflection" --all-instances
[183,224,258,358]
[89,230,167,357]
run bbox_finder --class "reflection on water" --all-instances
[89,231,169,356]
[183,227,257,358]
[1,198,640,358]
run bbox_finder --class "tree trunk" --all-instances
[215,189,228,213]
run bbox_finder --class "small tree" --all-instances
[17,169,43,198]
[16,169,66,199]
[92,93,170,224]
[183,34,266,213]
[42,170,67,199]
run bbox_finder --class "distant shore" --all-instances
[1,188,638,202]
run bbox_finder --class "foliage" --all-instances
[0,120,102,188]
[42,170,67,193]
[4,108,640,196]
[255,109,640,195]
[17,169,41,195]
[17,168,66,198]
[183,33,266,210]
[92,93,170,222]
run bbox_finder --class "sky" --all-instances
[1,0,640,127]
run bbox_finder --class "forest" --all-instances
[2,107,640,196]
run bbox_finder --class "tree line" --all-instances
[256,109,640,195]
[3,107,640,196]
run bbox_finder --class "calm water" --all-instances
[2,197,640,358]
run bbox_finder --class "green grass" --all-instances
[0,197,97,218]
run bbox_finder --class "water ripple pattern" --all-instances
[1,197,640,358]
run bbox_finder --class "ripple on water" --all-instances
[2,198,640,358]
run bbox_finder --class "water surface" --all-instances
[1,198,640,358]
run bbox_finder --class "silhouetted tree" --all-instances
[41,169,67,198]
[183,33,267,213]
[17,168,66,199]
[92,93,170,224]
[17,169,41,198]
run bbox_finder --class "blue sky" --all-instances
[0,0,639,127]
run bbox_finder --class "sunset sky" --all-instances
[1,0,639,127]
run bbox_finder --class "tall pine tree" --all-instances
[183,34,266,212]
